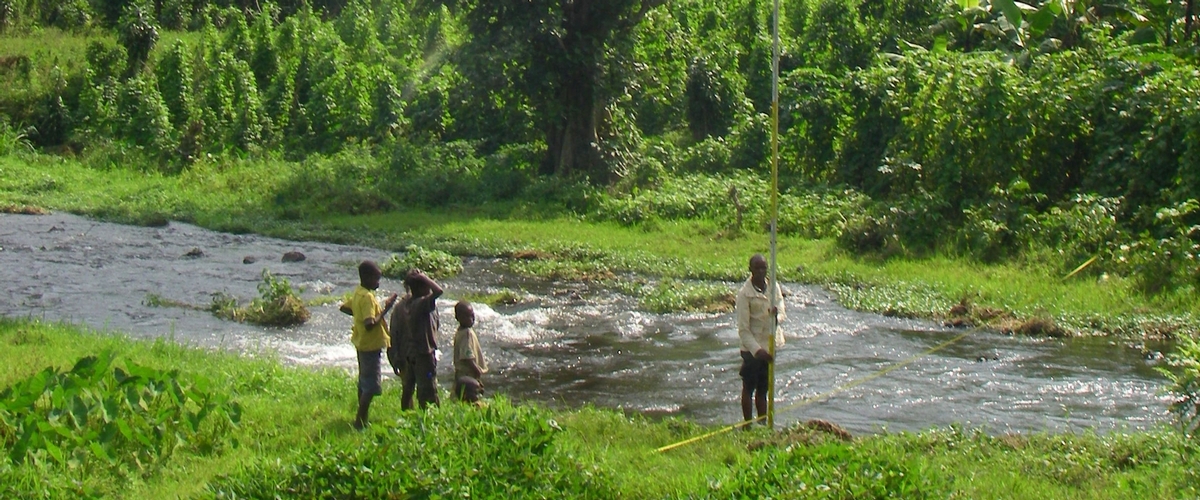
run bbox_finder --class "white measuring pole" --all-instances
[767,0,781,430]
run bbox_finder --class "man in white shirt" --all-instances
[735,254,786,427]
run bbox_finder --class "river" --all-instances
[0,213,1171,434]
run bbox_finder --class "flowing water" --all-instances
[0,213,1172,434]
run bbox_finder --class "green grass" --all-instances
[0,28,198,68]
[0,318,1196,498]
[0,152,1197,338]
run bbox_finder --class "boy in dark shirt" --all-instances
[402,268,442,408]
[387,281,412,403]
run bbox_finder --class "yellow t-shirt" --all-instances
[350,285,390,351]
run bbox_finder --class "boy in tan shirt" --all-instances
[452,300,488,403]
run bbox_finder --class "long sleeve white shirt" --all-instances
[735,278,786,354]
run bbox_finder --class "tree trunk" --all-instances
[535,0,661,181]
[1187,0,1196,44]
[542,1,603,180]
[546,65,600,179]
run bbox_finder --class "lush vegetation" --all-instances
[2,0,1200,336]
[380,244,463,279]
[0,318,1197,499]
[210,269,310,326]
[5,2,1200,496]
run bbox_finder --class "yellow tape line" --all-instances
[653,331,972,453]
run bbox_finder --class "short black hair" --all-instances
[455,300,472,319]
[359,260,381,282]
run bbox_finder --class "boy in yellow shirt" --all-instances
[347,261,397,429]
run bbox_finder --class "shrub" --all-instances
[211,269,310,326]
[117,5,158,76]
[0,351,240,472]
[155,40,195,130]
[1028,194,1123,272]
[116,76,177,162]
[1112,200,1200,295]
[685,54,746,140]
[386,139,485,206]
[775,188,871,239]
[274,147,392,218]
[381,245,462,280]
[0,118,34,156]
[1157,335,1200,438]
[205,400,615,498]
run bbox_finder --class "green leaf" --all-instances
[932,35,948,53]
[992,0,1023,29]
[113,366,129,383]
[116,419,134,440]
[1028,5,1056,35]
[70,395,89,429]
[956,0,977,9]
[90,441,113,463]
[45,441,65,464]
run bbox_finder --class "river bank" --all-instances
[1,319,1196,499]
[2,153,1198,341]
[0,211,1174,434]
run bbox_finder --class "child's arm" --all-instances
[363,293,398,329]
[464,359,483,380]
[408,269,443,300]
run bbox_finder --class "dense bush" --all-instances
[381,244,463,280]
[4,0,1200,295]
[211,269,309,326]
[206,400,616,498]
[1159,335,1200,438]
[0,351,240,472]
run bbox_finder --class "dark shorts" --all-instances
[740,350,769,394]
[454,376,483,403]
[410,350,439,405]
[357,349,383,397]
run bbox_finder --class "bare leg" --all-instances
[755,391,768,425]
[401,365,415,410]
[354,393,373,430]
[741,387,754,428]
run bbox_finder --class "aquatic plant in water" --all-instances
[210,269,310,326]
[382,245,463,280]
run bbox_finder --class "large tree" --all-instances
[448,0,664,180]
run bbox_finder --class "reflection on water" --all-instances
[0,213,1172,433]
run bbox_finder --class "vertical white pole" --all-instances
[767,0,781,430]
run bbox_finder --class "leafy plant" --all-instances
[0,350,240,472]
[637,279,735,314]
[0,119,34,156]
[1158,334,1200,437]
[210,270,310,326]
[206,399,615,498]
[117,5,158,76]
[381,244,463,280]
[456,289,524,307]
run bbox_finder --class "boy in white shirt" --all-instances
[735,253,786,427]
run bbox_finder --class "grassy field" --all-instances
[0,318,1196,499]
[0,152,1195,339]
